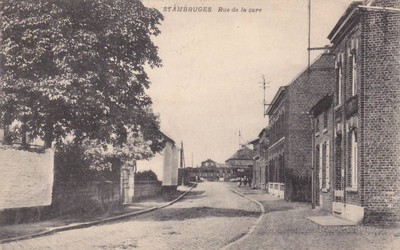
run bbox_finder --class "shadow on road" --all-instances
[181,190,206,200]
[134,207,260,222]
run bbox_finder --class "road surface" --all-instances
[1,182,260,250]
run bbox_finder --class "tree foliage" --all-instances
[0,0,166,166]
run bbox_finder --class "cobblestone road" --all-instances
[1,182,260,250]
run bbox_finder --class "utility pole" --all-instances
[259,75,271,117]
[180,141,185,168]
[308,0,311,70]
[307,0,331,71]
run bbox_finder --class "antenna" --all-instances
[259,75,271,117]
[307,0,331,69]
[308,0,311,70]
[239,130,241,148]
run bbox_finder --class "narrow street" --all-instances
[1,182,260,250]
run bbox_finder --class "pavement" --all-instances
[227,183,400,250]
[0,184,196,244]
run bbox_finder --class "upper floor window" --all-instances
[323,112,328,130]
[351,51,357,96]
[335,57,343,106]
[315,117,320,133]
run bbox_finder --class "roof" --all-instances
[266,86,286,116]
[248,138,260,145]
[327,1,363,44]
[225,146,255,162]
[160,132,175,145]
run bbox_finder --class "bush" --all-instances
[135,170,158,181]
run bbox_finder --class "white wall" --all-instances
[0,148,54,209]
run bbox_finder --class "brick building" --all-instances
[266,53,336,202]
[327,0,400,226]
[249,129,269,189]
[310,94,334,212]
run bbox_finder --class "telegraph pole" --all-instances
[259,75,271,117]
[180,141,185,168]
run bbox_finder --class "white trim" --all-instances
[268,137,285,150]
[325,140,330,190]
[330,8,358,42]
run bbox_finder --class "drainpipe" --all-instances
[311,116,316,209]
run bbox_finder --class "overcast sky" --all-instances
[141,0,353,166]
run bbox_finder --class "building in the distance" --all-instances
[225,146,255,180]
[178,159,230,183]
[326,0,400,226]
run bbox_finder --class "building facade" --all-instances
[266,53,336,202]
[310,94,334,213]
[327,0,400,226]
[249,129,269,189]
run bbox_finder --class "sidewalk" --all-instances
[0,184,195,244]
[227,183,400,250]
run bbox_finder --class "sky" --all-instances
[141,0,354,166]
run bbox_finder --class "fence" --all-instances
[268,182,285,199]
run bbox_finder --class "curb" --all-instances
[222,187,265,250]
[0,183,197,245]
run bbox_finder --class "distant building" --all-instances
[225,146,255,179]
[266,53,336,201]
[178,159,230,183]
[325,0,400,226]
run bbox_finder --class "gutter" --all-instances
[358,5,400,13]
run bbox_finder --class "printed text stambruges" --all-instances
[163,6,212,12]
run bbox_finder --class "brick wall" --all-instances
[369,0,400,8]
[134,181,162,198]
[360,9,400,226]
[284,53,335,201]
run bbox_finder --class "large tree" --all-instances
[0,0,165,165]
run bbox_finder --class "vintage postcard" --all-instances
[0,0,399,249]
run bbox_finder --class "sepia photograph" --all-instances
[0,0,399,249]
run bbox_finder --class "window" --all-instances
[336,59,342,106]
[325,141,330,190]
[351,51,357,96]
[323,112,328,130]
[347,129,358,189]
[318,144,322,189]
[315,117,320,133]
[350,130,358,188]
